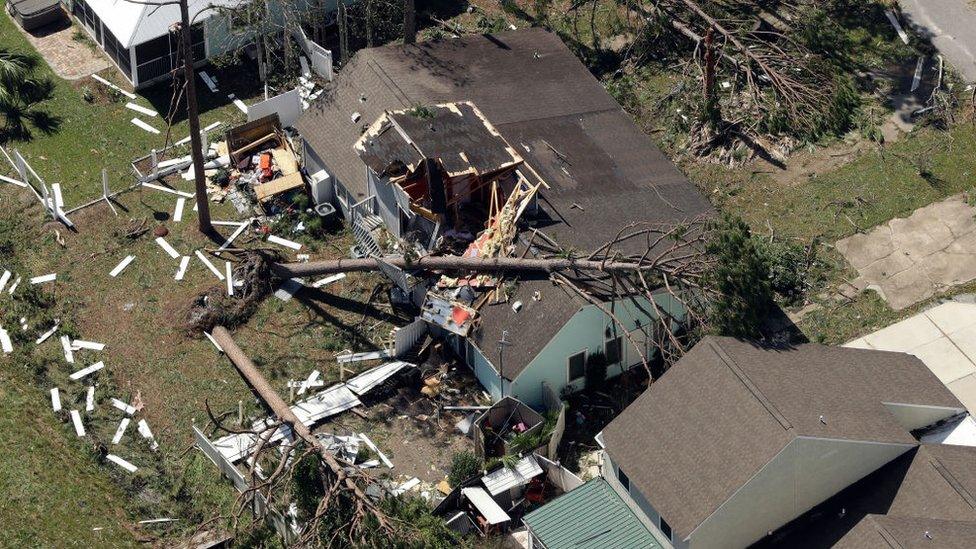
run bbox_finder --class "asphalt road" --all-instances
[898,0,976,83]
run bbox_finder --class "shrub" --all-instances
[447,451,481,487]
[706,215,773,338]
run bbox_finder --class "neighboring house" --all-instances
[596,336,973,548]
[67,0,334,88]
[295,28,713,409]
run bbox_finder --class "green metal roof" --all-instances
[522,478,662,549]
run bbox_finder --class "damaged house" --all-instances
[295,28,712,409]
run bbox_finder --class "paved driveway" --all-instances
[846,301,976,413]
[898,0,976,82]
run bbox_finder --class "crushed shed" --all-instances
[481,454,543,496]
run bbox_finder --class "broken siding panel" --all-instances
[345,361,413,396]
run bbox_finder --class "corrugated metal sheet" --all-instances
[481,455,543,496]
[345,361,413,395]
[522,478,661,549]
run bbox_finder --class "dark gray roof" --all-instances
[601,337,964,542]
[761,444,976,547]
[296,29,713,379]
[837,515,976,549]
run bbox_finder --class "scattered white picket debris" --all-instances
[336,349,392,364]
[69,361,105,380]
[60,335,74,363]
[35,323,58,344]
[125,102,158,117]
[885,10,910,45]
[111,418,131,444]
[273,278,303,301]
[225,262,234,296]
[173,197,186,222]
[911,56,925,92]
[29,273,56,284]
[50,388,62,412]
[392,477,420,496]
[158,155,191,169]
[51,183,65,210]
[0,327,12,354]
[216,222,249,252]
[131,117,161,134]
[195,250,225,280]
[91,74,137,99]
[139,518,179,525]
[72,339,105,351]
[287,379,324,389]
[106,454,138,473]
[109,255,136,277]
[0,328,14,354]
[143,182,194,198]
[70,410,86,437]
[312,273,346,288]
[204,331,224,353]
[267,234,302,250]
[8,275,21,294]
[0,270,10,292]
[86,385,96,412]
[199,71,218,92]
[358,433,394,469]
[155,237,181,259]
[233,98,248,113]
[175,122,221,146]
[111,398,137,415]
[298,370,320,396]
[174,255,191,280]
[137,419,159,451]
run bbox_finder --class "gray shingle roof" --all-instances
[522,478,661,549]
[296,29,713,379]
[601,336,965,542]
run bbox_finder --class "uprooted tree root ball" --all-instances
[185,251,281,335]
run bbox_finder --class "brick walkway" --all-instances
[8,11,110,81]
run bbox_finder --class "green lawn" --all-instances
[0,2,256,206]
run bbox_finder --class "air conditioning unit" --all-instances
[308,169,332,206]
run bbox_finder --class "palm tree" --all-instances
[0,49,58,140]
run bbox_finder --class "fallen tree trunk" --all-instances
[274,255,673,278]
[210,326,392,536]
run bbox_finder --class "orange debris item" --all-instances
[451,306,471,326]
[259,152,272,171]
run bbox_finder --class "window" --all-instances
[605,336,623,365]
[617,467,630,491]
[568,351,586,382]
[659,516,672,541]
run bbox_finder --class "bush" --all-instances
[706,215,773,338]
[754,238,816,306]
[447,451,481,488]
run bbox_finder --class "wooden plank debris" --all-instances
[50,388,61,412]
[35,323,58,344]
[109,255,136,277]
[137,419,159,451]
[885,10,910,44]
[233,98,248,113]
[131,117,160,134]
[298,370,320,396]
[106,454,138,473]
[195,250,225,280]
[225,262,234,296]
[204,331,224,353]
[8,275,20,294]
[336,349,392,364]
[311,273,345,288]
[267,234,302,250]
[199,71,218,92]
[175,121,221,146]
[173,197,186,222]
[0,270,10,292]
[111,419,130,444]
[358,433,393,469]
[138,518,179,525]
[110,398,136,415]
[0,327,12,354]
[216,222,249,252]
[61,335,74,363]
[911,56,925,92]
[125,103,158,117]
[273,278,303,301]
[91,74,137,99]
[72,339,105,351]
[29,273,56,284]
[69,361,105,381]
[86,385,95,412]
[174,256,190,280]
[143,182,194,198]
[70,410,86,437]
[345,361,412,396]
[155,237,180,259]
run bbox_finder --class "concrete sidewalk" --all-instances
[898,0,976,82]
